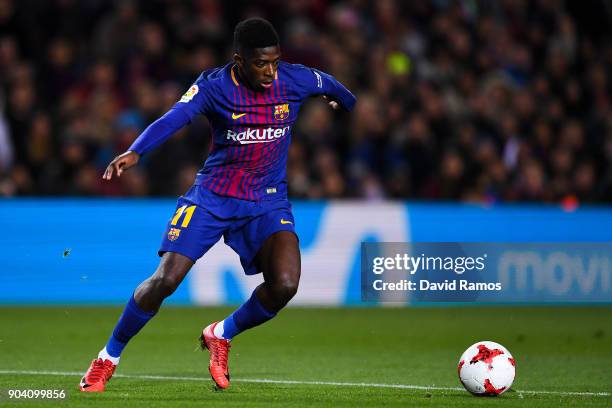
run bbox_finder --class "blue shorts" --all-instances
[158,185,296,275]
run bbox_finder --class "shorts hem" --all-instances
[158,248,200,263]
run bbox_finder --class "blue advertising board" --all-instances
[0,199,610,305]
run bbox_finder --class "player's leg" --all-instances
[80,197,226,392]
[101,252,194,360]
[213,204,300,340]
[133,252,194,311]
[251,230,301,311]
[201,230,299,389]
[79,253,193,392]
[209,230,299,337]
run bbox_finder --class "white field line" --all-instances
[0,370,610,397]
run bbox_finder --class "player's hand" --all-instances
[103,150,140,180]
[323,95,340,110]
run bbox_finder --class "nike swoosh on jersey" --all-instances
[280,219,293,225]
[232,113,247,119]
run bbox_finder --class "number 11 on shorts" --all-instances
[171,205,196,228]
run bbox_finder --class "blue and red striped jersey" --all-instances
[129,62,356,200]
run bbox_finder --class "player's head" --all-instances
[233,17,280,92]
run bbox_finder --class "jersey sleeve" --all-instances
[296,65,356,111]
[128,74,213,156]
[172,73,214,120]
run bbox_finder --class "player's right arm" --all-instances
[103,150,140,180]
[103,74,212,180]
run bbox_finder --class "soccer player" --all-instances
[79,17,355,392]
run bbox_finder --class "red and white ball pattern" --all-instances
[457,341,516,396]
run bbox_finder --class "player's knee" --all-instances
[149,254,191,298]
[273,275,299,302]
[150,273,181,298]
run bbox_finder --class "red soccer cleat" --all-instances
[79,358,116,392]
[200,322,231,389]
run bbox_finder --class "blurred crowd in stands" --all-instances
[1,0,611,203]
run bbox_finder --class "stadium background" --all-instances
[1,1,612,406]
[1,0,611,202]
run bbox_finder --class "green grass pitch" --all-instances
[0,306,611,407]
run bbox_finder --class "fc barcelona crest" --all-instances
[274,104,289,121]
[168,228,181,241]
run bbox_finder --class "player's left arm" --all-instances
[298,66,356,111]
[312,69,356,111]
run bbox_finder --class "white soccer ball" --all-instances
[457,341,516,396]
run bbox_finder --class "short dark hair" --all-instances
[233,18,279,54]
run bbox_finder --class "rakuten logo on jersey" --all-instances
[226,126,290,144]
